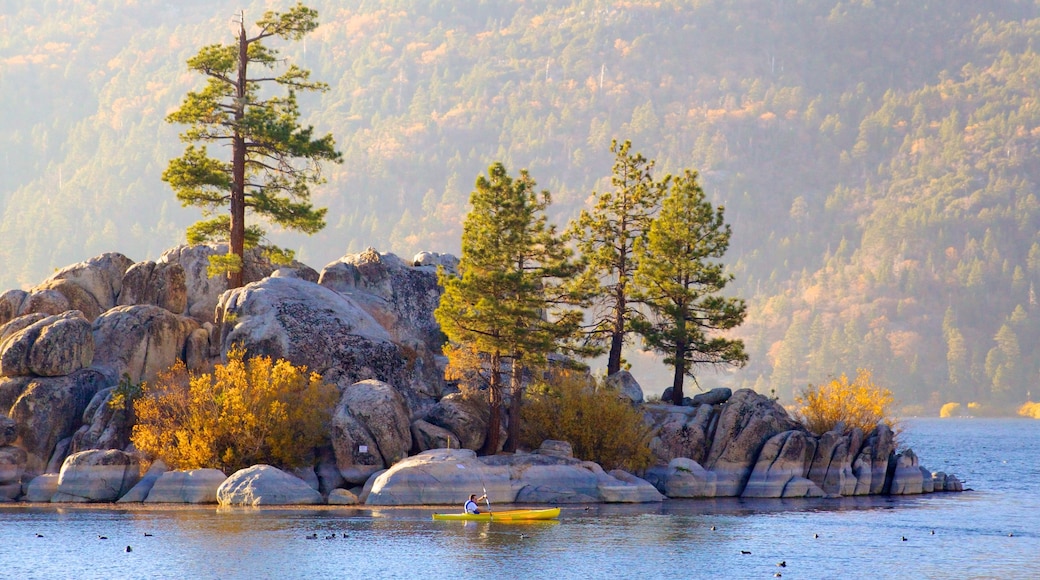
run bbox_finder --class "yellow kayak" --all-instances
[431,507,561,521]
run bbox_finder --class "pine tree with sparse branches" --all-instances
[163,3,341,288]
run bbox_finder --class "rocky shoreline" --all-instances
[0,245,963,507]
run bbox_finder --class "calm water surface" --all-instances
[1,418,1038,579]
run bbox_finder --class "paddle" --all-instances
[482,484,492,517]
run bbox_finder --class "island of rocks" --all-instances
[0,244,964,506]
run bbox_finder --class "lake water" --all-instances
[1,418,1038,579]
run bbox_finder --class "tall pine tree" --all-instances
[435,163,581,453]
[566,140,669,376]
[632,170,748,404]
[163,3,341,288]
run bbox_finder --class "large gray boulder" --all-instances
[692,387,733,406]
[887,448,924,495]
[42,252,135,316]
[144,469,227,503]
[51,449,141,503]
[0,290,29,327]
[216,464,324,506]
[742,430,822,498]
[366,449,510,506]
[117,460,169,503]
[410,419,460,453]
[423,393,493,452]
[24,473,59,502]
[318,248,444,354]
[215,276,429,406]
[646,403,716,464]
[118,261,187,315]
[0,311,94,377]
[333,379,413,470]
[91,305,200,384]
[704,389,801,496]
[7,369,108,475]
[661,457,718,498]
[604,371,643,404]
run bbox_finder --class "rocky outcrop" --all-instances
[216,464,324,506]
[411,251,459,275]
[327,488,360,505]
[704,389,802,496]
[91,304,200,384]
[410,419,460,452]
[50,449,141,502]
[0,312,94,377]
[742,430,823,498]
[7,369,108,475]
[145,469,227,504]
[118,261,187,315]
[0,415,16,446]
[604,371,643,404]
[0,290,28,327]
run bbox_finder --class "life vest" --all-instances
[464,499,479,514]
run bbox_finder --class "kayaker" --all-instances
[464,493,487,514]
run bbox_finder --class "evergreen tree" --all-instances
[632,170,748,404]
[162,3,341,288]
[566,139,669,376]
[434,163,581,453]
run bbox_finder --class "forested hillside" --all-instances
[2,0,1039,408]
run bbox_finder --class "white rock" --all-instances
[216,465,324,506]
[144,469,227,504]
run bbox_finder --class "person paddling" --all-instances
[465,493,487,514]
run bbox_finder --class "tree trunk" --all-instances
[228,18,248,289]
[671,341,686,405]
[482,350,502,455]
[505,357,524,453]
[607,298,625,376]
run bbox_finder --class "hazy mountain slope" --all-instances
[2,1,1038,405]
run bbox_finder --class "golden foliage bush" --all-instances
[794,369,897,436]
[131,347,339,473]
[1018,401,1040,419]
[520,371,654,473]
[939,402,962,418]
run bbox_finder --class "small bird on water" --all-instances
[710,526,716,531]
[740,550,752,555]
[34,533,43,538]
[98,535,108,540]
[777,561,786,568]
[901,536,907,542]
[813,533,819,539]
[125,546,132,553]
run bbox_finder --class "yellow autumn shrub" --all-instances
[521,371,654,473]
[939,402,962,418]
[1018,401,1040,419]
[131,347,339,473]
[794,369,897,436]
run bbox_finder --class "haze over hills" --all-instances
[2,0,1039,408]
